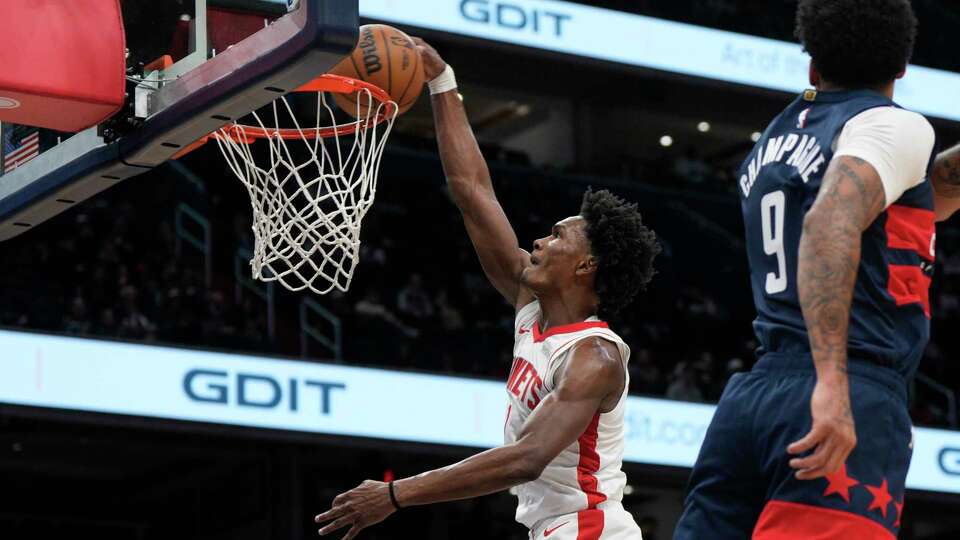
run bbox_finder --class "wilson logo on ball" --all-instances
[358,27,383,76]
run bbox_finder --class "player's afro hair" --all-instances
[795,0,917,87]
[580,188,660,319]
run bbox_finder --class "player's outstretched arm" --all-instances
[790,156,886,480]
[314,338,624,539]
[413,38,534,311]
[931,143,960,222]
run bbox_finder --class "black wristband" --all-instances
[388,481,401,510]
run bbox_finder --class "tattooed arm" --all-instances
[787,156,886,480]
[932,144,960,222]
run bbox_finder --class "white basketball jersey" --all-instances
[504,301,632,531]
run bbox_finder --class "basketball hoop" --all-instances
[209,74,397,295]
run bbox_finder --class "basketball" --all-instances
[329,24,425,117]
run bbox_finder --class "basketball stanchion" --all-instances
[181,74,398,295]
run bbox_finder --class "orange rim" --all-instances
[173,74,395,158]
[215,74,396,142]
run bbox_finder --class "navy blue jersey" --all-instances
[737,89,936,379]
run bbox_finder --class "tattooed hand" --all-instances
[787,378,856,479]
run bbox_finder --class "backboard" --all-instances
[0,0,358,241]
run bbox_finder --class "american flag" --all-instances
[3,126,40,173]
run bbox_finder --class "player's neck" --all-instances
[536,293,599,330]
[817,80,895,100]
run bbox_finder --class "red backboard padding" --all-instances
[0,1,126,132]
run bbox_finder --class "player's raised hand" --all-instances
[315,480,396,539]
[786,378,857,480]
[411,37,447,80]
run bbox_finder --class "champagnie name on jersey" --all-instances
[740,133,828,198]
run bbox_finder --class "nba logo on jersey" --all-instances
[797,107,811,129]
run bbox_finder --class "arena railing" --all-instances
[300,297,342,362]
[174,203,212,288]
[915,372,959,428]
[234,247,276,340]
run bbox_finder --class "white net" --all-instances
[214,84,397,295]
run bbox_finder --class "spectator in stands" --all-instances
[666,362,705,402]
[673,146,712,185]
[62,296,92,335]
[692,350,719,400]
[202,290,239,346]
[157,287,190,343]
[93,308,118,336]
[356,289,417,339]
[359,242,388,268]
[85,265,111,310]
[436,290,464,332]
[397,273,434,322]
[630,348,664,395]
[117,285,156,340]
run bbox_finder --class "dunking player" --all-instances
[314,39,659,539]
[675,1,960,538]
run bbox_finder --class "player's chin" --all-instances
[522,268,551,295]
[520,266,539,288]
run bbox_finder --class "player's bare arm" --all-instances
[314,338,624,539]
[414,37,534,311]
[790,156,886,480]
[931,143,960,222]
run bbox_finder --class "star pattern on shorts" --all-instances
[865,478,894,519]
[816,468,904,531]
[822,463,859,503]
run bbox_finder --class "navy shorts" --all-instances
[674,353,913,540]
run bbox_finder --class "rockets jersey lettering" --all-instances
[738,89,936,379]
[505,301,631,529]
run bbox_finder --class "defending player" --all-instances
[314,39,660,540]
[675,1,960,538]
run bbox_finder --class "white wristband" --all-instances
[428,64,458,95]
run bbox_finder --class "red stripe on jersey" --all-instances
[506,358,522,389]
[887,264,931,318]
[534,321,609,343]
[576,509,605,540]
[753,500,896,539]
[885,205,935,262]
[577,413,606,509]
